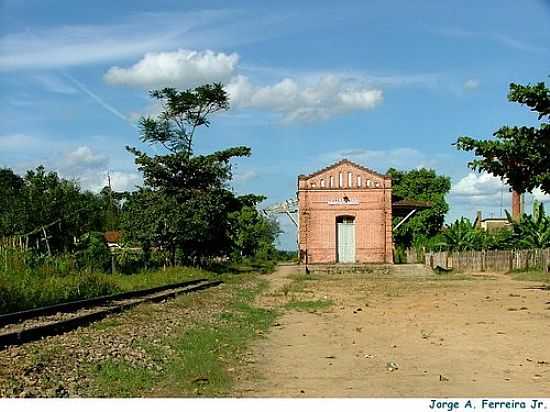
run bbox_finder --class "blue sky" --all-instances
[1,0,549,249]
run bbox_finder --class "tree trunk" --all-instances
[512,190,521,220]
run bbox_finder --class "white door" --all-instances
[337,222,356,263]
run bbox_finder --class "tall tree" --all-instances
[122,84,258,265]
[387,168,451,248]
[455,79,550,195]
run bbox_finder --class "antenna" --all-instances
[107,170,114,230]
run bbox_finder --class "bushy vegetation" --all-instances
[0,83,285,314]
[388,168,451,248]
[0,247,210,314]
[414,202,550,253]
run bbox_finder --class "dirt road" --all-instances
[236,265,550,397]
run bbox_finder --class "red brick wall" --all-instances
[298,161,393,264]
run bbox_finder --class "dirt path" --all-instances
[237,265,550,397]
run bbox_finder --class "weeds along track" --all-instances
[0,279,223,349]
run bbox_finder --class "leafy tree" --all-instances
[455,79,550,194]
[387,168,451,248]
[21,167,105,252]
[0,166,110,254]
[229,204,281,260]
[138,84,229,156]
[0,168,25,236]
[122,84,261,266]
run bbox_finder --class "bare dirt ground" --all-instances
[235,264,550,397]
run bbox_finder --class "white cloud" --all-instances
[58,146,141,192]
[105,49,239,89]
[463,79,480,90]
[64,146,109,170]
[84,170,142,193]
[447,172,550,221]
[233,169,258,183]
[0,134,40,151]
[451,172,506,199]
[532,188,550,203]
[226,74,383,122]
[0,10,237,71]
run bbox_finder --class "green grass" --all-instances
[85,276,277,397]
[511,271,550,283]
[0,266,211,314]
[91,360,155,398]
[284,299,333,312]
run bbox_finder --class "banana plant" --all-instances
[442,218,479,251]
[506,203,550,249]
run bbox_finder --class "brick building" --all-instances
[297,159,393,264]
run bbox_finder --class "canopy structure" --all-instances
[391,198,432,231]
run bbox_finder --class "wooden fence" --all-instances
[425,248,550,273]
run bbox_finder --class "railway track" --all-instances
[0,278,223,350]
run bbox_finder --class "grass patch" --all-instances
[158,280,276,396]
[511,271,550,283]
[286,272,321,281]
[285,299,333,312]
[90,317,123,331]
[0,266,211,314]
[429,273,477,281]
[91,360,156,398]
[83,275,277,397]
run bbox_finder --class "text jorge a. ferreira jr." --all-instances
[429,399,548,411]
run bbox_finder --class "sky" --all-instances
[1,0,549,249]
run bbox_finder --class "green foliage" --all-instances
[229,205,280,260]
[456,78,550,193]
[0,168,25,235]
[113,248,145,274]
[75,232,112,272]
[85,277,276,397]
[0,248,210,314]
[0,166,123,254]
[506,203,550,249]
[387,168,451,247]
[123,83,274,266]
[91,360,155,398]
[139,84,229,156]
[442,218,479,251]
[431,206,549,252]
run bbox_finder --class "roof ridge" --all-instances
[298,158,388,180]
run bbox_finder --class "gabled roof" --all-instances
[298,158,389,180]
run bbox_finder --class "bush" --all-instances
[75,232,112,272]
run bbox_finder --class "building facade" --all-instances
[297,159,393,264]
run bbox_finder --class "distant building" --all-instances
[473,211,511,232]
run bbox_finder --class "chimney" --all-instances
[475,211,482,228]
[512,190,521,220]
